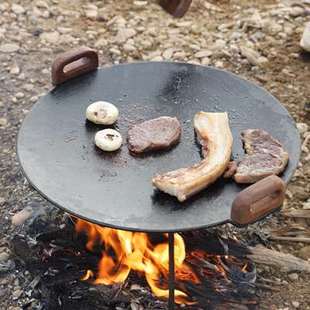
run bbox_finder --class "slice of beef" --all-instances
[234,129,289,183]
[127,116,181,154]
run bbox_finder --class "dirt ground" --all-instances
[0,0,309,309]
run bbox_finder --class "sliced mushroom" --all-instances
[86,101,119,125]
[95,129,122,152]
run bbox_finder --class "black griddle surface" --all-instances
[17,62,300,232]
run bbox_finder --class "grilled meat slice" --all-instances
[127,116,181,154]
[152,112,233,202]
[234,129,289,183]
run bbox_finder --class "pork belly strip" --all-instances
[152,112,233,202]
[234,129,289,184]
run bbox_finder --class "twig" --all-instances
[282,209,310,219]
[255,283,280,292]
[249,245,310,273]
[269,236,310,243]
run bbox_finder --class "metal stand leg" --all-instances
[168,232,175,310]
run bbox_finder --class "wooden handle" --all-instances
[51,46,99,86]
[159,0,192,18]
[231,175,286,225]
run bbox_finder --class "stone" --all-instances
[248,11,264,29]
[201,57,210,65]
[16,92,25,99]
[23,83,34,92]
[194,50,212,58]
[12,206,34,226]
[85,9,98,20]
[288,273,299,281]
[296,123,309,135]
[213,39,226,51]
[10,63,20,75]
[11,4,25,15]
[215,60,224,68]
[240,46,268,66]
[0,43,20,53]
[12,288,22,300]
[0,251,10,263]
[95,38,108,48]
[115,28,136,44]
[30,96,39,103]
[302,200,310,210]
[151,56,163,61]
[289,185,309,201]
[290,7,305,18]
[35,0,49,9]
[292,301,300,308]
[0,3,9,11]
[298,245,310,260]
[57,27,72,34]
[300,23,310,53]
[123,43,136,52]
[162,48,175,59]
[40,31,60,44]
[0,118,8,127]
[133,1,148,7]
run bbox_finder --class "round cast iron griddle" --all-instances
[17,62,300,232]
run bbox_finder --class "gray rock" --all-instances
[23,83,34,92]
[289,7,305,18]
[201,57,210,65]
[11,4,25,15]
[95,38,108,48]
[288,273,299,281]
[85,9,98,20]
[0,43,20,53]
[0,118,8,127]
[0,251,10,263]
[12,288,22,300]
[35,0,49,9]
[40,31,60,44]
[240,46,268,66]
[297,123,309,135]
[115,28,136,44]
[194,50,213,58]
[292,301,300,308]
[10,63,20,75]
[123,43,136,52]
[16,92,25,99]
[151,56,163,61]
[300,23,310,52]
[162,48,175,59]
[30,96,39,103]
[302,200,310,210]
[134,1,148,7]
[298,245,310,260]
[0,3,9,11]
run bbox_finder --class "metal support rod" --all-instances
[168,232,175,310]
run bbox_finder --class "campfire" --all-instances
[75,218,257,308]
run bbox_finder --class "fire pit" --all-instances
[16,47,300,309]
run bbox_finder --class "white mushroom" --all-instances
[86,101,119,125]
[95,129,122,152]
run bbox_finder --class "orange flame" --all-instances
[75,219,199,304]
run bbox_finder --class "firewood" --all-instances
[248,245,310,273]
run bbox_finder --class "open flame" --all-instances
[75,219,198,304]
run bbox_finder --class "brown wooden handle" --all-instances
[159,0,192,18]
[231,175,286,225]
[52,46,99,86]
